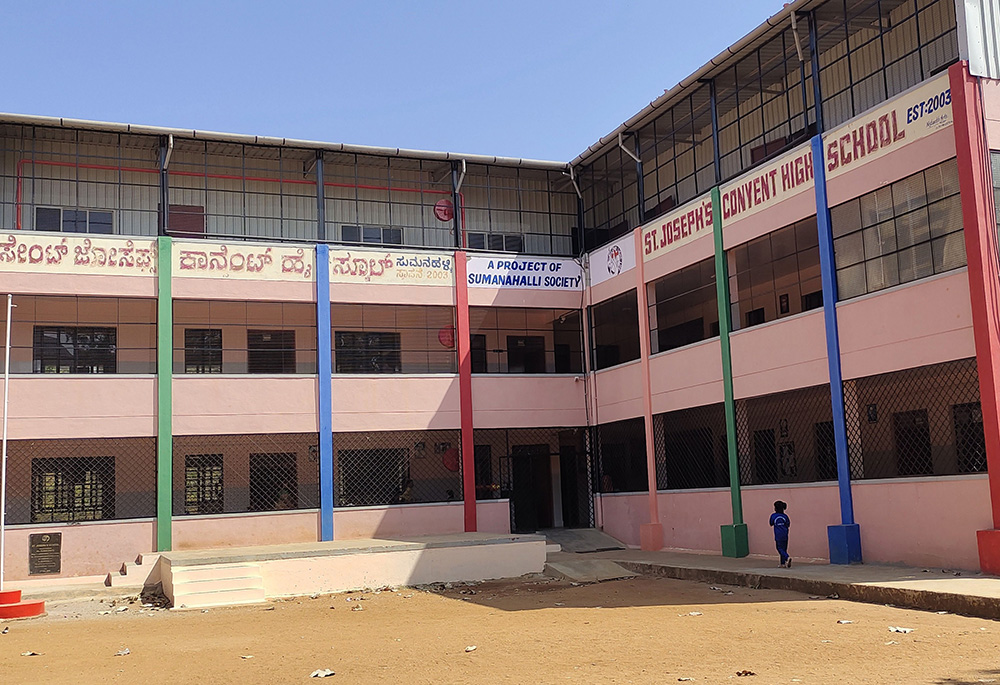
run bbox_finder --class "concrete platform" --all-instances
[540,528,625,553]
[589,548,1000,620]
[544,555,637,583]
[155,533,547,608]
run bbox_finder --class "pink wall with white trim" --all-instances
[331,376,461,431]
[0,377,155,439]
[3,520,156,581]
[174,278,314,302]
[649,338,724,414]
[730,310,830,399]
[592,360,644,424]
[173,511,320,550]
[174,376,319,434]
[839,270,975,379]
[472,376,586,428]
[334,500,510,539]
[597,475,991,570]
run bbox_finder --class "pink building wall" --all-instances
[472,376,586,428]
[331,376,460,431]
[174,377,319,434]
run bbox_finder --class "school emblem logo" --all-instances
[607,245,623,276]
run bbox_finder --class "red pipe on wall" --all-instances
[15,158,466,238]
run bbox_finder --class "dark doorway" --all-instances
[894,409,932,476]
[249,452,298,511]
[558,437,591,528]
[506,336,545,373]
[510,444,553,532]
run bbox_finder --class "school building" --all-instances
[3,0,1000,582]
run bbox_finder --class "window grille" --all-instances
[183,329,222,374]
[654,403,730,490]
[469,307,583,374]
[173,433,319,515]
[332,430,463,507]
[846,358,985,479]
[592,417,648,494]
[3,437,156,525]
[331,303,457,374]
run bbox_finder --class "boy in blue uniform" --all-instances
[769,500,791,568]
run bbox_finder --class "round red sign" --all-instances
[434,199,454,222]
[438,325,456,349]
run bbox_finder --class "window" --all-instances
[954,403,986,473]
[893,409,933,476]
[165,205,206,237]
[35,207,113,234]
[184,329,222,373]
[174,300,316,374]
[474,444,495,499]
[249,452,298,511]
[647,257,718,354]
[335,331,401,373]
[832,158,964,300]
[594,417,648,493]
[337,448,409,507]
[589,290,640,371]
[31,456,115,523]
[33,326,117,373]
[469,307,583,374]
[341,225,403,246]
[728,216,822,330]
[247,330,297,374]
[466,232,524,253]
[184,454,223,515]
[332,304,457,374]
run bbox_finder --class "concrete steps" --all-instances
[0,589,46,620]
[105,553,160,588]
[168,563,266,610]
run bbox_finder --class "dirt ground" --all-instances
[2,575,999,684]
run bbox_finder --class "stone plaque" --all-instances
[28,532,62,575]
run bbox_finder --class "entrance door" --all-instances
[559,443,591,528]
[510,444,553,532]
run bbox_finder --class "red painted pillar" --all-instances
[634,229,664,551]
[454,251,477,532]
[949,61,1000,574]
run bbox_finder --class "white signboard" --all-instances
[466,254,583,290]
[588,236,636,286]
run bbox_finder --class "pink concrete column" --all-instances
[949,61,1000,574]
[634,229,663,550]
[454,251,477,532]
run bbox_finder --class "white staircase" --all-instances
[167,563,266,610]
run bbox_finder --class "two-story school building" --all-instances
[4,0,1000,582]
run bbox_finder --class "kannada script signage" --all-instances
[824,72,953,181]
[589,236,636,286]
[0,232,157,276]
[173,241,314,281]
[329,250,454,286]
[466,254,582,290]
[641,193,714,261]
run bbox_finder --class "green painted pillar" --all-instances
[712,187,748,558]
[156,236,173,552]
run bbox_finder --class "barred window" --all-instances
[832,158,964,300]
[249,452,299,511]
[184,454,224,515]
[33,326,117,374]
[469,307,583,374]
[31,456,115,523]
[35,207,114,234]
[729,216,822,331]
[247,330,297,374]
[174,300,316,374]
[593,417,648,493]
[589,290,640,371]
[331,303,457,374]
[184,329,222,373]
[654,404,729,490]
[647,257,719,354]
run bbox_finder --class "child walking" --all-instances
[769,500,791,568]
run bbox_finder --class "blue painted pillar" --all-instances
[811,135,862,564]
[316,244,334,541]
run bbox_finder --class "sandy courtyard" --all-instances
[2,574,999,684]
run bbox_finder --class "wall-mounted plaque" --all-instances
[28,532,62,575]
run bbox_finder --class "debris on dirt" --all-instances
[351,605,363,612]
[140,583,171,609]
[936,611,949,615]
[263,606,275,611]
[403,594,413,599]
[821,640,833,644]
[837,620,854,624]
[21,651,41,656]
[885,641,899,646]
[310,594,319,600]
[98,610,111,615]
[709,586,722,591]
[736,670,756,676]
[678,678,694,682]
[459,589,477,595]
[241,655,254,660]
[1,626,8,634]
[681,611,703,617]
[465,645,477,652]
[309,668,335,678]
[554,602,565,606]
[827,593,840,599]
[888,626,914,633]
[808,596,821,600]
[116,606,128,613]
[114,648,130,657]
